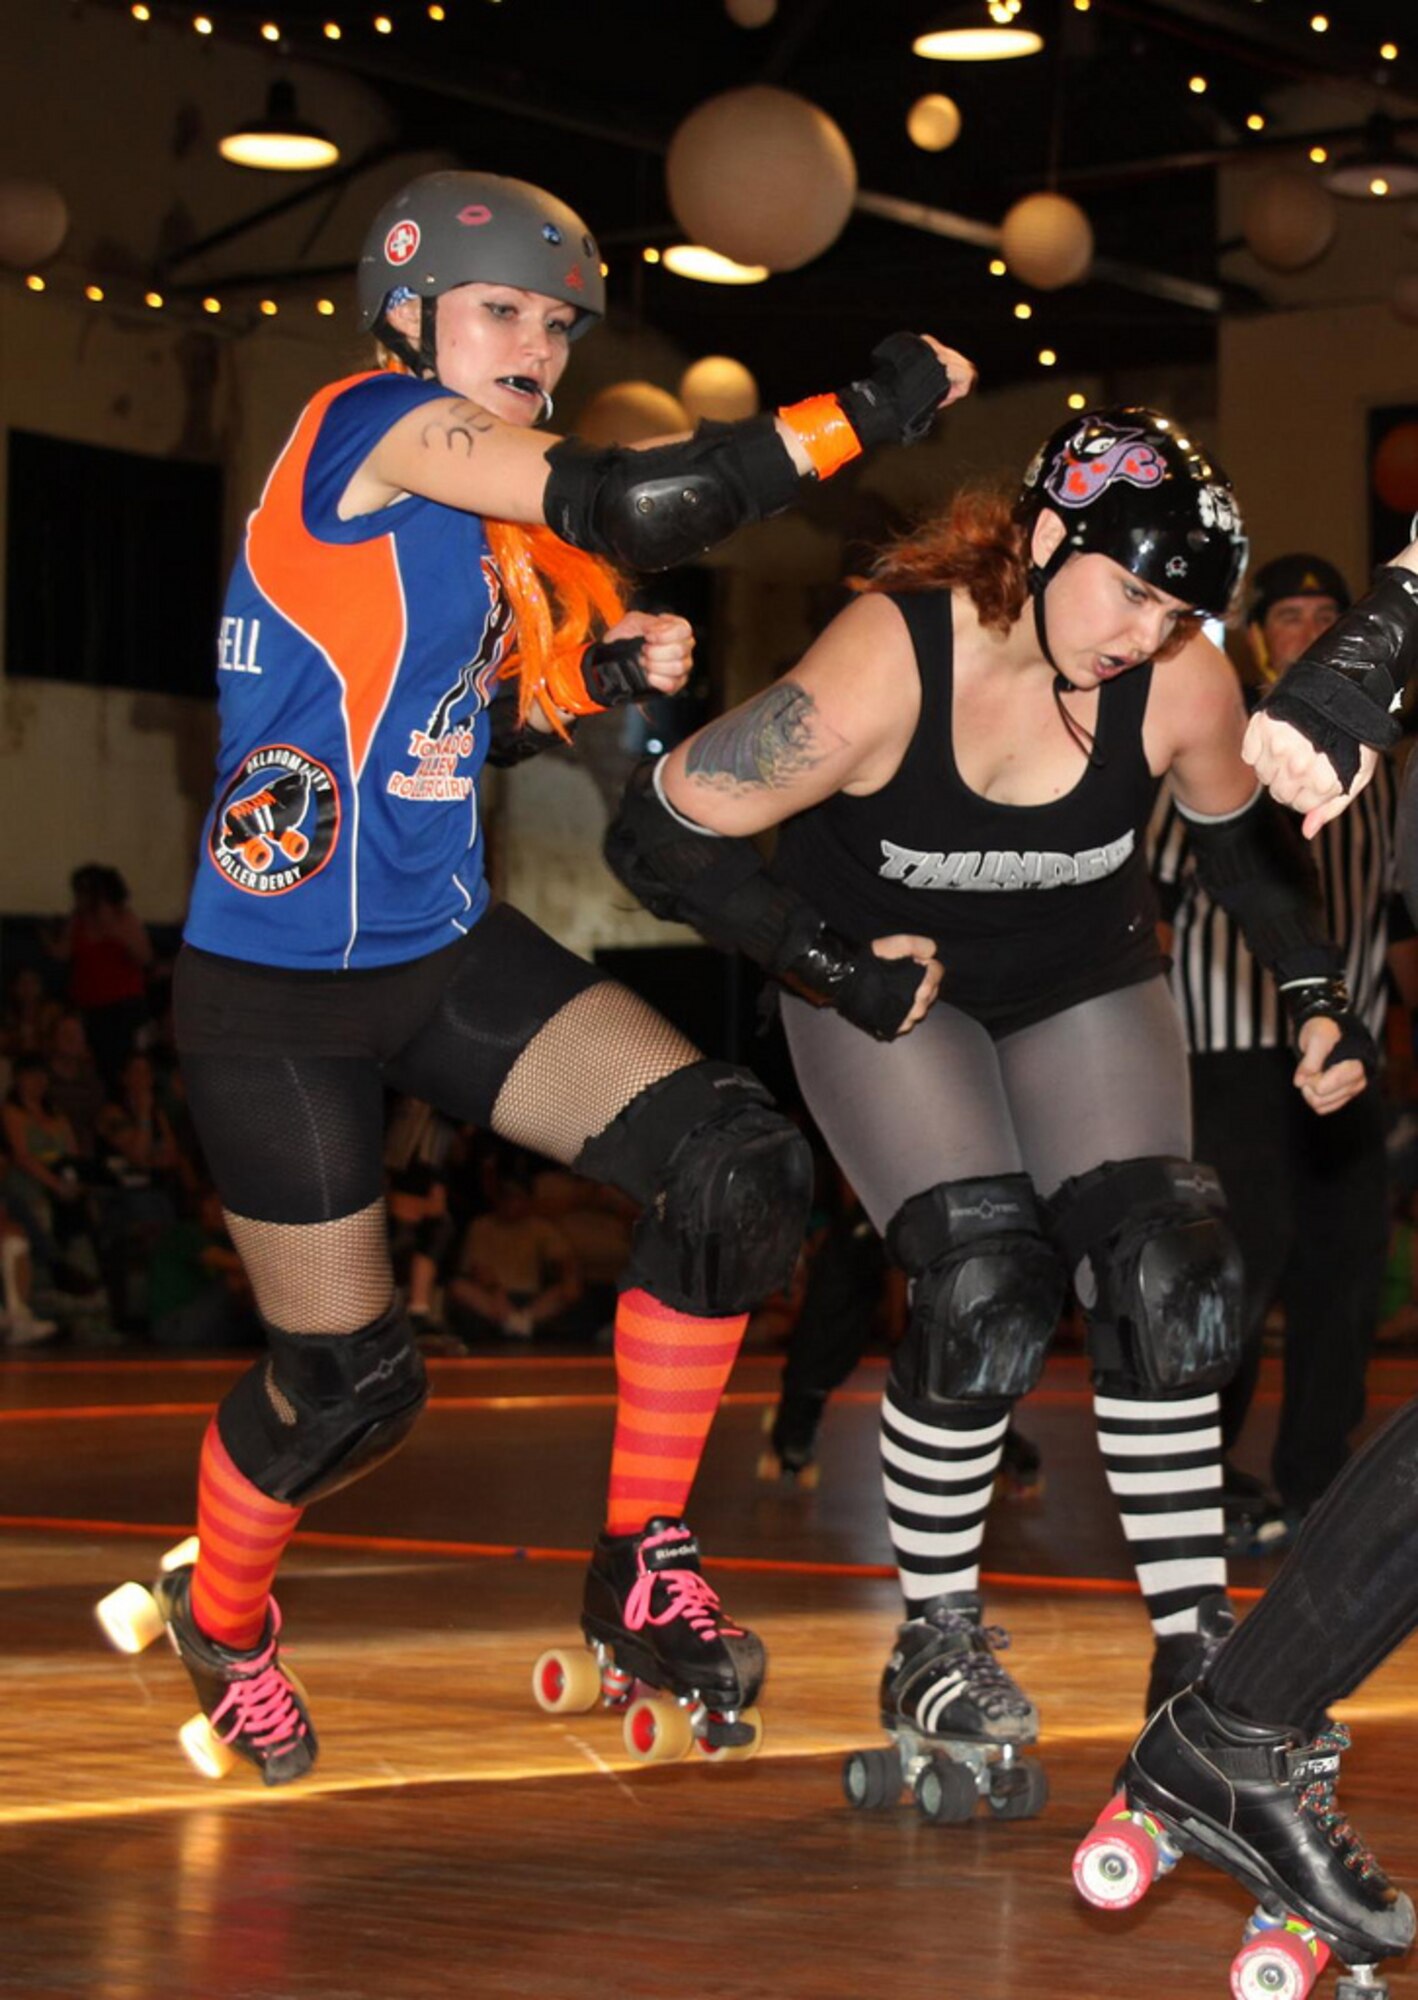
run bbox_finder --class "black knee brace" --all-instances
[574,1060,812,1315]
[886,1174,1065,1408]
[1047,1156,1244,1396]
[216,1300,428,1505]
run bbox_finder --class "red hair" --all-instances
[377,353,625,732]
[850,488,1030,635]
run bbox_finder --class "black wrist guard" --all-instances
[1278,975,1379,1078]
[1257,566,1418,787]
[544,417,803,572]
[581,636,650,707]
[836,333,950,449]
[485,692,570,767]
[778,925,926,1040]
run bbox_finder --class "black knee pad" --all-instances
[217,1300,428,1504]
[575,1060,812,1315]
[886,1174,1065,1408]
[1047,1156,1244,1396]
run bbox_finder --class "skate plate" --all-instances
[531,1640,763,1764]
[843,1724,1047,1825]
[1073,1792,1387,2000]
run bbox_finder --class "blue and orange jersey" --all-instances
[185,371,509,970]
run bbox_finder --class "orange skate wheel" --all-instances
[279,830,309,862]
[178,1713,237,1781]
[94,1580,165,1655]
[622,1695,694,1763]
[531,1647,602,1714]
[241,838,272,871]
[696,1706,763,1764]
[1072,1798,1163,1910]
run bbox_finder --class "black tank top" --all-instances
[772,590,1165,1032]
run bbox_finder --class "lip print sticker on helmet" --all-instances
[210,746,340,896]
[458,205,492,227]
[1044,426,1166,510]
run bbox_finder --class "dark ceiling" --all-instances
[116,0,1418,400]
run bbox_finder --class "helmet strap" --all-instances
[418,295,439,380]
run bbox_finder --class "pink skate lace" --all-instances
[623,1531,744,1641]
[209,1607,308,1752]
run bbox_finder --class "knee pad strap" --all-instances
[1048,1156,1243,1396]
[886,1175,1065,1407]
[217,1301,428,1504]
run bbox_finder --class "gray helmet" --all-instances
[356,170,605,340]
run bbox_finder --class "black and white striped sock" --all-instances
[1094,1389,1228,1637]
[880,1384,1012,1609]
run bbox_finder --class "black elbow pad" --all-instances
[543,418,803,571]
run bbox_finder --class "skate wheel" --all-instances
[696,1706,763,1764]
[842,1746,902,1811]
[987,1755,1049,1821]
[95,1580,165,1655]
[1230,1925,1323,2000]
[531,1647,601,1714]
[160,1537,200,1573]
[178,1713,237,1782]
[279,831,309,862]
[914,1754,978,1825]
[1072,1807,1161,1910]
[622,1696,694,1763]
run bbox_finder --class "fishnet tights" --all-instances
[490,981,700,1164]
[225,1198,394,1337]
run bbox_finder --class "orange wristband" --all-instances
[777,393,863,481]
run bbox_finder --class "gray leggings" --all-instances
[782,975,1191,1234]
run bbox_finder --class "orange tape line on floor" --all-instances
[0,1511,1263,1600]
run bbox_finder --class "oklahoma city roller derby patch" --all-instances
[209,745,340,895]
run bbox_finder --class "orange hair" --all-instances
[849,488,1029,636]
[378,351,626,732]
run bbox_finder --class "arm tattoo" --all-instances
[421,400,497,456]
[685,682,839,793]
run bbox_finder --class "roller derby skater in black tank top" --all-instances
[91,163,978,1784]
[605,408,1377,1825]
[1075,533,1418,1998]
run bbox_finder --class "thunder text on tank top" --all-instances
[772,589,1165,1034]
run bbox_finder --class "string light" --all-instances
[1246,113,1265,132]
[260,298,279,316]
[1381,42,1399,61]
[1370,176,1391,197]
[85,284,105,303]
[642,247,660,264]
[1067,392,1087,410]
[324,20,342,36]
[1073,0,1090,10]
[1188,74,1207,94]
[1013,301,1033,320]
[25,274,45,292]
[599,260,609,277]
[130,3,151,18]
[194,14,213,32]
[988,257,1006,276]
[1310,13,1328,30]
[428,2,446,15]
[145,290,164,309]
[202,295,222,313]
[1038,347,1057,366]
[261,22,281,40]
[1310,145,1328,164]
[373,13,393,29]
[316,297,336,315]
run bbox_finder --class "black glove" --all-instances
[1258,566,1418,788]
[836,334,951,450]
[779,926,930,1041]
[581,636,650,707]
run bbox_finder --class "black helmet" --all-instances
[1247,552,1349,626]
[1018,406,1248,620]
[357,170,605,366]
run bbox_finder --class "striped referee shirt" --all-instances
[1150,755,1400,1052]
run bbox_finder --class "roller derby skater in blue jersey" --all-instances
[91,162,977,1784]
[605,407,1377,1825]
[1077,532,1418,1997]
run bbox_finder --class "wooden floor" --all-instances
[4,1346,1418,2000]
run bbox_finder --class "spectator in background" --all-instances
[1,966,61,1069]
[2,1054,101,1300]
[46,864,153,1085]
[384,1096,458,1349]
[44,1012,107,1167]
[0,1193,58,1347]
[146,1189,260,1350]
[445,1150,583,1344]
[529,1164,635,1342]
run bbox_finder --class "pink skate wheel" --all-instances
[1230,1925,1321,2000]
[1072,1812,1160,1911]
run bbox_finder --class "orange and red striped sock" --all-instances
[605,1287,749,1536]
[189,1421,303,1651]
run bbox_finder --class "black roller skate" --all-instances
[96,1539,316,1786]
[756,1396,822,1490]
[1074,1684,1413,1998]
[531,1518,765,1764]
[842,1591,1047,1825]
[994,1424,1045,1502]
